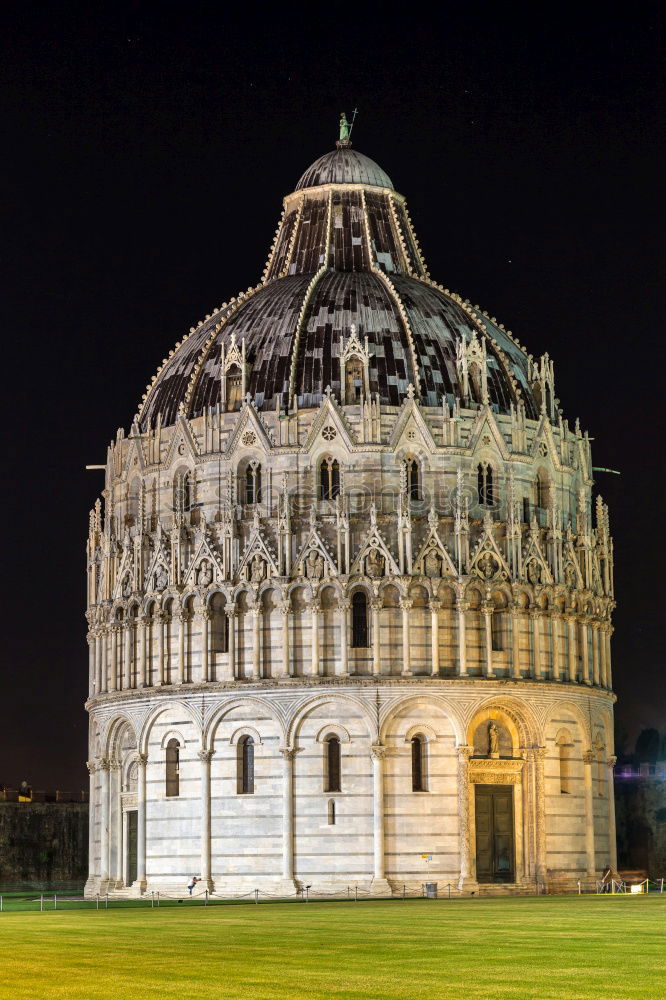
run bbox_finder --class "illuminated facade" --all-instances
[85,131,616,897]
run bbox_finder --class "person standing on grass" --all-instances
[187,876,200,896]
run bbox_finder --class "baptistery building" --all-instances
[85,126,617,897]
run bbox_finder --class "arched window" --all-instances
[325,735,341,792]
[319,457,340,500]
[245,462,262,505]
[165,739,180,797]
[411,735,427,792]
[345,357,364,402]
[351,591,369,648]
[404,458,421,501]
[174,471,192,516]
[238,735,255,794]
[557,732,573,794]
[477,462,494,507]
[536,470,550,510]
[226,364,243,411]
[327,799,336,825]
[491,612,504,651]
[523,497,531,523]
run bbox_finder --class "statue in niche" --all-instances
[478,552,496,579]
[155,566,168,592]
[122,574,132,598]
[564,563,575,588]
[366,548,385,579]
[488,723,499,757]
[251,554,266,583]
[425,549,442,578]
[198,560,213,587]
[305,550,324,581]
[527,560,542,585]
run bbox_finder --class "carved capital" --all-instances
[429,600,442,613]
[280,602,292,617]
[339,599,352,612]
[308,601,321,615]
[86,760,97,775]
[457,745,473,761]
[533,746,547,761]
[370,598,383,613]
[399,599,413,612]
[136,752,148,768]
[225,607,237,620]
[582,750,596,765]
[607,755,617,770]
[279,746,302,761]
[198,749,215,764]
[481,602,494,616]
[456,600,470,613]
[370,743,387,761]
[97,757,111,771]
[197,607,211,623]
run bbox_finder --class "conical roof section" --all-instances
[137,136,538,429]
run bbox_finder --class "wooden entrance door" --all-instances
[126,810,138,885]
[475,785,515,883]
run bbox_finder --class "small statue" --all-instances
[198,560,213,587]
[488,723,499,756]
[527,560,542,585]
[339,112,350,142]
[478,552,496,579]
[155,566,168,591]
[122,574,132,598]
[366,548,385,579]
[425,549,441,578]
[305,549,324,581]
[251,553,265,583]
[564,563,575,588]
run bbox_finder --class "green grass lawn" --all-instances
[2,896,664,1000]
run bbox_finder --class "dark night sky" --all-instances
[2,4,664,788]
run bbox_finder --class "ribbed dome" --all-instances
[137,144,539,429]
[296,147,393,191]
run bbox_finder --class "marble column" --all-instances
[456,601,469,677]
[551,613,561,682]
[481,602,495,678]
[252,607,262,680]
[591,621,600,686]
[530,610,542,679]
[95,632,103,694]
[124,623,132,689]
[86,761,97,876]
[112,761,123,883]
[565,614,577,682]
[226,609,237,680]
[88,635,95,698]
[177,611,186,684]
[400,599,413,677]
[580,618,591,685]
[156,612,165,686]
[198,750,215,889]
[199,608,209,683]
[599,623,609,688]
[309,601,321,677]
[136,753,148,888]
[604,625,613,690]
[582,751,597,875]
[100,628,108,693]
[339,600,350,676]
[99,758,111,881]
[457,746,473,889]
[533,747,547,883]
[371,599,382,676]
[370,744,390,890]
[279,747,299,883]
[139,616,148,687]
[510,605,521,679]
[280,602,291,677]
[429,601,441,677]
[110,627,118,691]
[607,755,618,870]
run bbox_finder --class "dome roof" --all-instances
[137,144,538,429]
[296,147,393,191]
